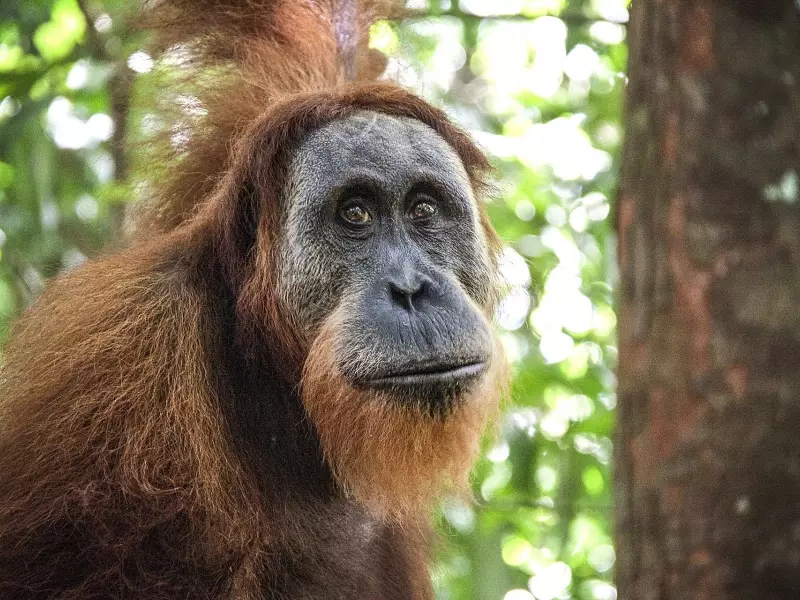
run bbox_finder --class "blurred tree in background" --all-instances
[618,2,800,599]
[0,1,628,598]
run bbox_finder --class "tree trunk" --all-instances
[616,1,800,599]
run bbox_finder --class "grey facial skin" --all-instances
[276,111,496,407]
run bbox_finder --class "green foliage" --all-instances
[0,1,626,598]
[390,3,625,599]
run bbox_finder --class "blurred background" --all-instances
[0,1,628,598]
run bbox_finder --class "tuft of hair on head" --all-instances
[131,0,403,234]
[300,302,505,521]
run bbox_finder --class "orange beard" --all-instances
[300,306,503,521]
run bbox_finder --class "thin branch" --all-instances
[76,0,113,62]
[470,495,613,512]
[76,0,132,238]
[405,8,628,28]
[6,254,35,308]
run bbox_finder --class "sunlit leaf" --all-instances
[0,162,14,188]
[33,0,86,62]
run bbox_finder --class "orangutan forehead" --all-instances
[289,110,474,197]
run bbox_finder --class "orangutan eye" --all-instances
[340,202,372,227]
[409,199,437,222]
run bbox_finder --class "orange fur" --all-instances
[133,0,401,232]
[0,1,506,597]
[301,301,504,521]
[0,233,268,598]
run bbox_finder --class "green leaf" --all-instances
[0,161,14,189]
[33,0,85,62]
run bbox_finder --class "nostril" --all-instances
[389,280,426,311]
[390,285,412,311]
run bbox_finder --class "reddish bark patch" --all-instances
[618,194,636,272]
[681,2,715,72]
[663,112,680,167]
[668,196,713,374]
[726,365,748,400]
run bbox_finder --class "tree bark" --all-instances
[616,1,800,599]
